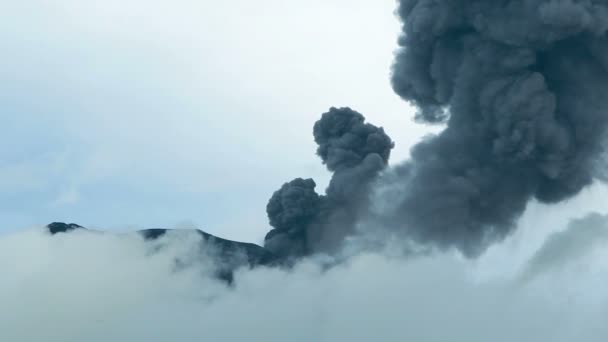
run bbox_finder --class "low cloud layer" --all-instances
[2,221,608,342]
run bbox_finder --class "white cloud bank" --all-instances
[2,214,608,342]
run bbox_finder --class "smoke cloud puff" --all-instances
[264,107,394,258]
[382,0,608,256]
[313,107,393,171]
[3,226,608,341]
[265,178,321,258]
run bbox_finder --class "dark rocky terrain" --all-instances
[46,222,279,283]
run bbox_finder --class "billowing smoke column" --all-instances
[265,0,608,259]
[264,107,394,259]
[387,0,608,256]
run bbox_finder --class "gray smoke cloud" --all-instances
[380,0,608,256]
[264,1,608,259]
[264,107,394,258]
[264,178,322,259]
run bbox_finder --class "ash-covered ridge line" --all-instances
[46,222,279,283]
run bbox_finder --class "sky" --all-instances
[0,0,440,243]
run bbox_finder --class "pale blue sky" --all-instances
[0,0,434,242]
[3,0,607,245]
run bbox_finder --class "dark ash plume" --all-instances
[313,107,393,171]
[383,0,608,256]
[264,178,321,259]
[264,107,394,258]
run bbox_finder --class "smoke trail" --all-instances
[520,212,608,282]
[381,0,608,256]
